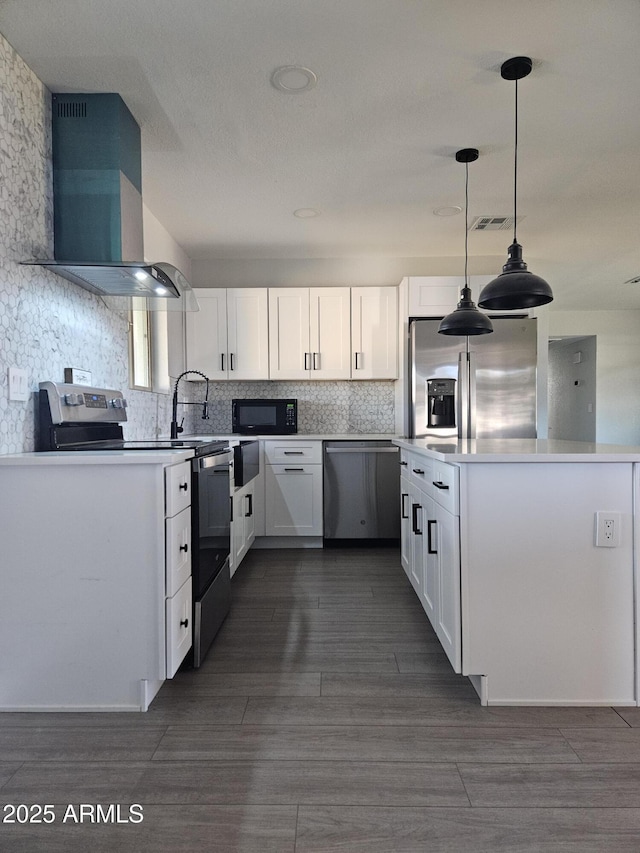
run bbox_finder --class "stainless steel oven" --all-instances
[190,446,233,667]
[37,380,233,668]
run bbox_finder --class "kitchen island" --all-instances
[393,438,640,706]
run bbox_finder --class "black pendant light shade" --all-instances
[438,285,494,334]
[478,56,553,311]
[477,240,553,310]
[438,148,493,336]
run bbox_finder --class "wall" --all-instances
[0,35,183,454]
[180,379,396,435]
[548,311,640,445]
[548,336,597,441]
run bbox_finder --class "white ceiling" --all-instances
[1,0,639,309]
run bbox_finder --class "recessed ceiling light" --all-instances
[434,206,462,217]
[271,66,317,93]
[293,208,320,218]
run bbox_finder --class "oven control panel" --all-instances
[40,381,128,424]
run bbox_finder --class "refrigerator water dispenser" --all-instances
[427,378,456,428]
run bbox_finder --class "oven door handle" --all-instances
[198,450,233,469]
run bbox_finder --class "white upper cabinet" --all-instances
[269,287,351,380]
[188,285,398,382]
[351,286,398,379]
[186,289,227,379]
[186,288,269,380]
[268,288,310,379]
[226,288,270,379]
[309,288,352,379]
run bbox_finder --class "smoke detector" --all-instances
[470,215,524,231]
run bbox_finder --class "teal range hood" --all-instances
[25,93,197,310]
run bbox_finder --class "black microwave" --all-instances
[232,399,297,435]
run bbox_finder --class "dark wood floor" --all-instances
[2,547,640,851]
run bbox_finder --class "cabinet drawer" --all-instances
[264,441,322,464]
[408,454,433,492]
[165,506,191,597]
[165,461,191,517]
[166,576,192,678]
[431,461,459,515]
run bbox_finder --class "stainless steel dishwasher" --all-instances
[323,440,400,543]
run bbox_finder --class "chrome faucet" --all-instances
[170,370,210,439]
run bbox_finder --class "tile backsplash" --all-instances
[179,379,396,435]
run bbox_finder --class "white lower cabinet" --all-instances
[264,440,323,536]
[0,455,197,711]
[398,445,637,706]
[163,461,193,677]
[426,500,461,672]
[231,479,256,575]
[165,576,193,678]
[400,450,462,673]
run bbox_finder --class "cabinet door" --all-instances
[421,493,438,628]
[243,483,256,549]
[408,482,424,597]
[268,288,310,379]
[165,506,191,597]
[186,289,228,379]
[351,286,398,379]
[226,288,270,380]
[434,505,461,672]
[265,464,323,536]
[400,474,411,578]
[230,490,244,577]
[166,577,192,678]
[309,287,351,379]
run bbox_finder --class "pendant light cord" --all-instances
[464,160,469,287]
[513,78,518,243]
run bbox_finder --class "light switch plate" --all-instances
[8,367,29,401]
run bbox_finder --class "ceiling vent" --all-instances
[469,215,523,232]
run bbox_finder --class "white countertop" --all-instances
[0,434,400,465]
[0,449,196,466]
[393,437,640,463]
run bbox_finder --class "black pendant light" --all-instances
[478,56,553,310]
[438,149,493,336]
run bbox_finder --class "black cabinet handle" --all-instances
[230,353,234,370]
[180,543,189,553]
[221,353,225,371]
[412,468,424,475]
[432,480,449,491]
[245,493,253,517]
[401,493,409,519]
[284,467,305,472]
[412,503,422,535]
[179,482,188,491]
[180,618,189,628]
[427,520,437,554]
[399,460,408,466]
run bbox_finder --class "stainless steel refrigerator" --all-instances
[409,316,537,439]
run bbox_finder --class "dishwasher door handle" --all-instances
[325,447,399,454]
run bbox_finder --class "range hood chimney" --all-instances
[25,93,197,310]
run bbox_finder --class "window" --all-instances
[129,298,171,394]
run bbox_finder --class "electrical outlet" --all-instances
[8,367,29,401]
[595,511,621,547]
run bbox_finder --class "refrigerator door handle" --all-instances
[457,351,470,439]
[468,350,477,439]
